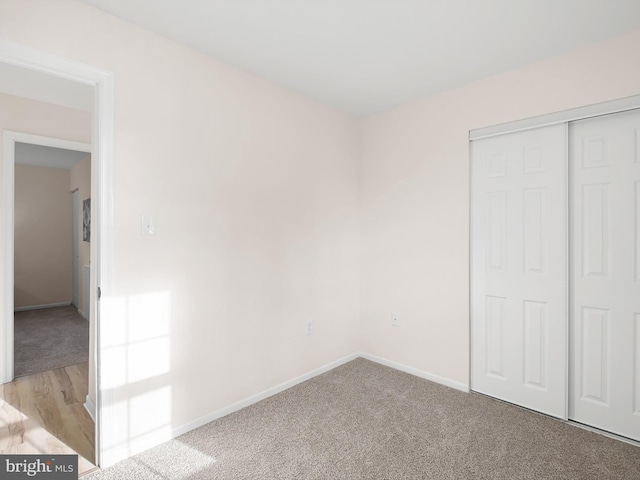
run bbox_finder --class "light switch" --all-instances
[141,213,155,236]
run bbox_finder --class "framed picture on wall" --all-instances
[83,198,91,242]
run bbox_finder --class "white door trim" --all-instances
[0,39,114,468]
[0,133,14,384]
[72,189,80,309]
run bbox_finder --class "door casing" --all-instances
[0,39,114,468]
[72,189,79,308]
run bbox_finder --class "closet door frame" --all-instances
[469,93,640,430]
[470,95,640,142]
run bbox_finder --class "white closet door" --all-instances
[471,125,567,418]
[570,109,640,441]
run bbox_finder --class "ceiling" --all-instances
[15,143,90,170]
[0,62,93,112]
[81,1,640,115]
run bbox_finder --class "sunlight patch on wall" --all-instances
[101,291,172,388]
[127,291,171,342]
[100,290,174,464]
[127,337,171,384]
[129,385,173,445]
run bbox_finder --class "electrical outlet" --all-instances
[392,312,400,327]
[306,318,313,335]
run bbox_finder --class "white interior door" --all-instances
[570,109,640,441]
[471,124,567,418]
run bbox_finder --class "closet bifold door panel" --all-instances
[471,124,567,418]
[569,109,640,442]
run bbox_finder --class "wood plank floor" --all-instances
[0,363,96,476]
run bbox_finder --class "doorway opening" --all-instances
[0,40,114,470]
[5,132,95,471]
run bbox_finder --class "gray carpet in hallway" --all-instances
[14,305,89,378]
[86,358,640,479]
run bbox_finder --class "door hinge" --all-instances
[97,287,102,300]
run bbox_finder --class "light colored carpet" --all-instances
[14,305,89,378]
[87,358,640,479]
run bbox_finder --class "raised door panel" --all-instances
[523,188,547,274]
[581,184,610,278]
[636,182,640,282]
[523,300,547,390]
[633,314,640,415]
[487,192,507,271]
[485,296,506,378]
[580,307,610,405]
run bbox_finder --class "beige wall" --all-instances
[0,0,360,465]
[14,154,91,311]
[0,92,91,308]
[14,164,72,308]
[70,155,91,317]
[360,29,640,387]
[4,0,640,468]
[0,92,91,145]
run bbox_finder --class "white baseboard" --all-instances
[100,351,469,467]
[84,395,96,422]
[358,352,469,392]
[169,351,467,442]
[102,352,361,466]
[78,309,88,319]
[171,352,360,439]
[14,301,71,312]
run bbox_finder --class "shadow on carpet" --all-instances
[14,305,89,378]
